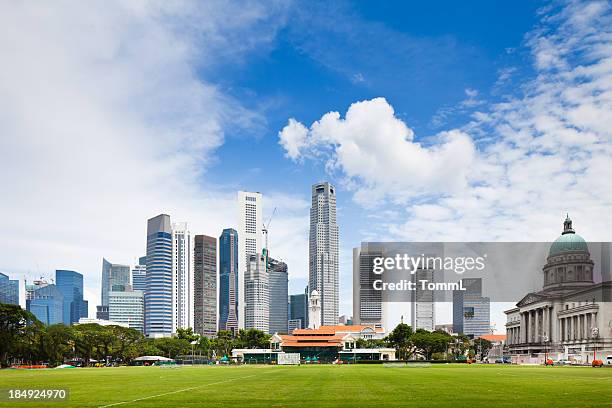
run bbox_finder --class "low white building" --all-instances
[109,290,144,333]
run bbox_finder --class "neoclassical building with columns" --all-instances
[505,216,612,363]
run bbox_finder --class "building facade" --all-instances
[308,289,322,329]
[194,234,217,337]
[505,216,612,364]
[219,228,239,332]
[411,268,435,331]
[309,182,339,326]
[145,214,173,337]
[0,272,19,305]
[108,290,144,332]
[55,270,88,325]
[453,278,490,338]
[171,222,193,331]
[26,284,64,325]
[353,246,384,328]
[101,258,130,306]
[268,256,288,334]
[131,264,147,292]
[289,290,308,330]
[245,252,269,332]
[238,191,263,330]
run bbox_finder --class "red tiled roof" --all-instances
[292,325,382,335]
[477,334,506,342]
[281,341,343,348]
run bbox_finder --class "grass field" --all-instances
[1,364,611,407]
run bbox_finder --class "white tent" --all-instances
[133,356,174,362]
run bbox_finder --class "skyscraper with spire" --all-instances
[308,182,339,326]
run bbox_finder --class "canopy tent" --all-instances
[133,356,175,362]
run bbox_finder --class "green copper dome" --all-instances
[549,215,588,256]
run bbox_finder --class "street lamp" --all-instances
[543,334,549,364]
[591,327,599,363]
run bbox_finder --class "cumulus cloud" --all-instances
[279,97,477,205]
[279,0,612,243]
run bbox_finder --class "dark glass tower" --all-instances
[219,228,238,333]
[56,270,88,325]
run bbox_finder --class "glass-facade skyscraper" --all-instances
[289,290,308,330]
[101,258,130,306]
[453,278,490,338]
[145,214,173,337]
[194,235,217,337]
[268,256,288,334]
[56,270,88,325]
[219,228,238,332]
[27,284,64,325]
[0,272,19,305]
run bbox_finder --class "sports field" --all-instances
[1,364,611,407]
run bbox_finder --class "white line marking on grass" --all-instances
[98,373,261,407]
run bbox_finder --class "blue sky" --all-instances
[1,0,611,332]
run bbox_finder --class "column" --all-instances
[583,314,587,340]
[535,309,540,343]
[520,313,526,343]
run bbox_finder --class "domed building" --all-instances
[505,216,612,364]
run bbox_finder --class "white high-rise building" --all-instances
[238,191,263,329]
[172,222,193,332]
[244,253,269,332]
[309,182,339,326]
[108,290,144,333]
[411,268,436,331]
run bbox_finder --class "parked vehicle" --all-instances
[606,356,612,365]
[555,359,572,366]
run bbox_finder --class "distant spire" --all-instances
[562,214,575,235]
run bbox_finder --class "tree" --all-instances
[411,330,452,360]
[236,329,271,349]
[177,327,199,343]
[0,304,41,366]
[153,338,190,359]
[386,323,413,360]
[473,338,492,360]
[213,330,235,358]
[42,324,75,366]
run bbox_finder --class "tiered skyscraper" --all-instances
[238,191,263,329]
[244,252,269,332]
[171,222,193,332]
[194,234,217,337]
[101,258,130,306]
[219,228,239,332]
[308,182,339,326]
[145,214,173,337]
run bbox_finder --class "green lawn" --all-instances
[0,364,611,407]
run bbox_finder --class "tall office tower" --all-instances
[55,270,88,325]
[289,289,308,329]
[244,252,269,332]
[268,256,288,334]
[411,268,436,331]
[453,278,490,338]
[352,246,384,328]
[0,273,19,305]
[108,290,144,332]
[309,182,339,326]
[26,284,64,325]
[101,258,130,306]
[145,214,173,337]
[237,191,263,329]
[131,264,147,292]
[194,235,217,337]
[219,228,239,332]
[171,222,193,331]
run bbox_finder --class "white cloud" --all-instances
[279,97,477,206]
[0,1,297,312]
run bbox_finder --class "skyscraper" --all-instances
[453,278,490,338]
[108,290,144,332]
[55,270,88,325]
[352,246,384,328]
[244,252,269,332]
[145,214,173,337]
[0,272,19,305]
[26,284,63,325]
[289,289,308,330]
[101,258,130,306]
[219,228,239,332]
[194,235,217,337]
[411,268,435,331]
[238,191,263,329]
[268,256,288,334]
[171,222,193,331]
[131,264,147,292]
[308,182,339,326]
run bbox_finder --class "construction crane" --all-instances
[262,207,277,252]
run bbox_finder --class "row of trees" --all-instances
[0,304,271,367]
[361,323,491,360]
